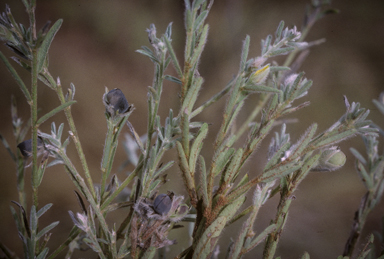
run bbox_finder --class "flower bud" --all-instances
[17,137,44,158]
[249,64,270,85]
[251,56,267,68]
[312,147,346,172]
[103,88,129,117]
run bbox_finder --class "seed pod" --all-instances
[17,137,44,158]
[104,88,129,117]
[249,64,270,85]
[153,193,172,216]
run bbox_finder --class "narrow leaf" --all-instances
[194,10,208,31]
[57,123,64,141]
[37,19,63,73]
[270,66,291,72]
[0,51,31,102]
[0,133,17,162]
[176,141,195,191]
[154,161,174,177]
[260,162,301,183]
[126,121,146,155]
[37,101,76,125]
[163,36,182,77]
[236,173,249,188]
[189,24,209,67]
[275,21,285,42]
[262,35,272,56]
[222,148,243,184]
[199,155,209,208]
[11,201,30,237]
[240,36,250,72]
[37,204,53,218]
[213,148,235,177]
[164,75,182,85]
[36,248,49,259]
[192,0,206,9]
[36,221,59,239]
[243,84,281,94]
[350,148,366,165]
[373,99,384,116]
[193,196,245,259]
[286,72,304,101]
[289,123,318,160]
[182,76,203,114]
[268,46,295,57]
[189,123,208,173]
[136,48,159,63]
[355,160,373,190]
[294,154,320,186]
[243,224,277,253]
[313,129,358,149]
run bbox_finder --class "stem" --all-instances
[343,187,378,256]
[214,75,242,149]
[228,93,270,147]
[190,78,234,119]
[55,79,96,198]
[39,71,96,198]
[31,48,39,209]
[58,149,110,236]
[16,158,27,209]
[27,3,37,42]
[101,119,116,195]
[47,226,81,259]
[140,54,166,197]
[101,160,142,210]
[263,188,293,259]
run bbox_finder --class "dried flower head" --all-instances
[130,192,190,251]
[103,88,129,117]
[17,137,44,158]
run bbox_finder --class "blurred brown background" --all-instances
[0,0,383,258]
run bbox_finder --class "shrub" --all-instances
[0,0,383,258]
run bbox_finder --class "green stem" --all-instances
[140,55,166,197]
[214,75,243,149]
[228,93,270,147]
[58,149,110,236]
[343,179,383,257]
[142,143,168,196]
[54,79,96,198]
[101,119,116,195]
[31,48,39,209]
[101,160,142,210]
[47,226,81,259]
[190,78,234,119]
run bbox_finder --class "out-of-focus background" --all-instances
[0,0,383,258]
